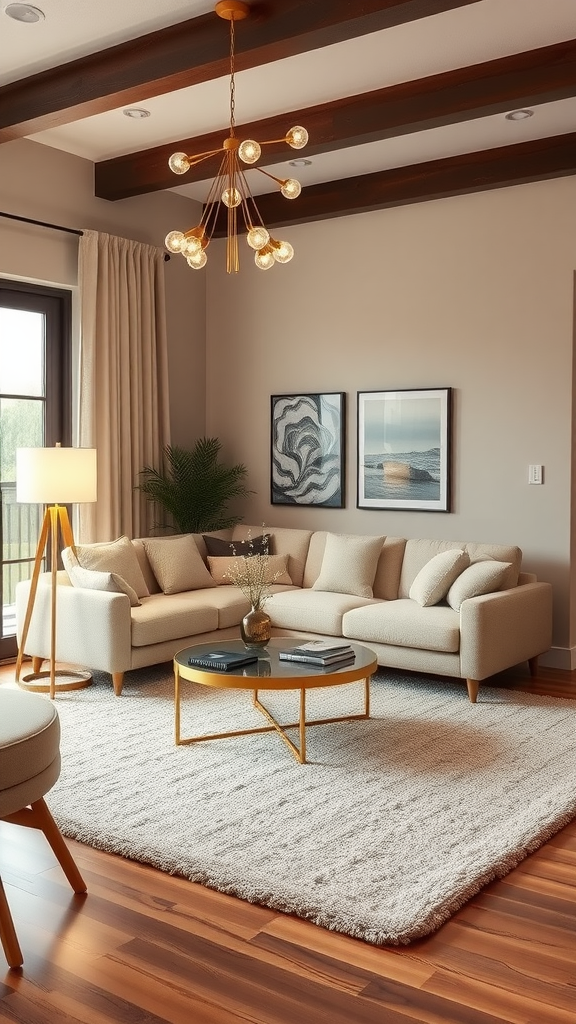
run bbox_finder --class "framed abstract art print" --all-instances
[271,392,346,507]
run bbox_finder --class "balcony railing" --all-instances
[1,481,42,638]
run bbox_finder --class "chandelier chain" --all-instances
[229,17,236,137]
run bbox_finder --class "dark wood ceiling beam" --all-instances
[95,38,576,201]
[208,132,576,234]
[0,0,481,142]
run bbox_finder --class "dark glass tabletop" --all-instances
[174,637,378,689]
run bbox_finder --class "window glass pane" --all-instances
[0,308,45,396]
[0,398,44,483]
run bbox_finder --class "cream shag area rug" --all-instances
[46,667,576,945]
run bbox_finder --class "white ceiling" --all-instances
[3,0,576,202]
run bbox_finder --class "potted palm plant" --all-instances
[137,437,252,534]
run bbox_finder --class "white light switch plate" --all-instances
[529,465,543,485]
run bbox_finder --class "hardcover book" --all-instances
[187,650,259,671]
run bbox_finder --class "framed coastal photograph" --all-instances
[357,388,452,512]
[271,392,346,507]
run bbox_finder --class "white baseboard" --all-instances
[539,647,576,671]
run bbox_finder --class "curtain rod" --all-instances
[0,210,171,260]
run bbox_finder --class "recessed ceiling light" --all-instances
[289,158,312,167]
[123,108,151,119]
[5,3,45,22]
[505,109,534,121]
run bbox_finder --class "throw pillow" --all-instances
[446,559,512,611]
[142,534,216,595]
[311,533,384,599]
[409,549,470,607]
[62,547,141,606]
[207,554,292,586]
[73,535,150,598]
[202,533,270,556]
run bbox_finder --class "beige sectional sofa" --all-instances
[15,525,553,702]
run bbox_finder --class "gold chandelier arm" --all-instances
[185,148,225,166]
[253,167,286,186]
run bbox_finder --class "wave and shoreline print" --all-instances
[363,448,441,501]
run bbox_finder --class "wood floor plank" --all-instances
[423,968,576,1024]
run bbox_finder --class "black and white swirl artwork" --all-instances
[271,393,345,506]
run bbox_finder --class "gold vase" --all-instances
[240,607,272,649]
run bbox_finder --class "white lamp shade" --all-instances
[16,447,98,504]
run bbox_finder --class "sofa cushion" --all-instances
[142,535,216,595]
[343,600,460,653]
[233,525,312,588]
[409,549,470,607]
[62,547,140,607]
[446,559,512,611]
[399,538,522,597]
[311,532,385,598]
[130,591,219,646]
[73,535,150,598]
[207,554,293,587]
[266,589,372,636]
[203,533,269,556]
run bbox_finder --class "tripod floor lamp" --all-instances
[15,445,98,699]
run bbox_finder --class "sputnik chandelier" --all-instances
[164,0,308,273]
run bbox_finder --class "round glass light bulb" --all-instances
[182,236,202,256]
[168,152,191,175]
[246,226,270,250]
[286,126,308,150]
[164,230,186,253]
[187,250,208,269]
[255,250,275,270]
[272,240,294,264]
[280,178,301,200]
[222,187,242,208]
[238,139,261,165]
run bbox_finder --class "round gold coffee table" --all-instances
[173,638,378,764]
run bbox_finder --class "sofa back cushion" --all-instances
[232,525,312,588]
[398,538,522,598]
[73,535,150,598]
[310,532,385,599]
[372,537,407,601]
[142,534,216,595]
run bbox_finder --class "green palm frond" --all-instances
[137,438,252,534]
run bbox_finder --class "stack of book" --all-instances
[278,640,355,666]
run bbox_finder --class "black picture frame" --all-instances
[270,392,346,507]
[357,387,452,512]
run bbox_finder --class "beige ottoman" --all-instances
[0,689,87,969]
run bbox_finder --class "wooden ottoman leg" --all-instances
[0,877,23,969]
[31,798,87,893]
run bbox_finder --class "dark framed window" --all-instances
[0,279,71,660]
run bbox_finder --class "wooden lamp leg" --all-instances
[17,504,91,698]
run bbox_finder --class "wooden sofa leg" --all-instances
[528,656,539,678]
[466,679,480,703]
[0,876,23,969]
[112,672,124,696]
[32,656,43,673]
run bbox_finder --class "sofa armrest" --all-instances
[459,581,553,681]
[16,576,133,674]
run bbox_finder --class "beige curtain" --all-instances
[78,230,171,542]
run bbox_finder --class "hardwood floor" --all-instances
[1,660,575,1023]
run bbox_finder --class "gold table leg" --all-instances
[174,673,372,764]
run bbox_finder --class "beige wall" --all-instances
[206,176,576,668]
[0,138,206,446]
